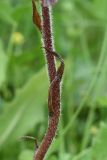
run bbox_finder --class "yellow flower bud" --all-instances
[12,32,24,45]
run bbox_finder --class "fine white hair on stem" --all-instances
[49,6,55,51]
[41,6,54,50]
[42,0,58,7]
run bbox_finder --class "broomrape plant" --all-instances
[26,0,65,159]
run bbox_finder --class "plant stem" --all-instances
[33,4,64,160]
[42,6,56,82]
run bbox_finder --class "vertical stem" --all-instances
[34,81,60,160]
[42,6,56,82]
[33,5,62,160]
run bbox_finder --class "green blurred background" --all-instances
[0,0,107,160]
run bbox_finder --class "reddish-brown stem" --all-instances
[34,82,60,160]
[41,6,56,82]
[33,3,64,160]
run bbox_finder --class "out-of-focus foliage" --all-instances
[0,0,107,159]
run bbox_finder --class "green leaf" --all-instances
[18,149,34,160]
[94,0,107,20]
[92,123,107,160]
[60,153,71,160]
[0,68,48,149]
[12,4,31,22]
[73,149,92,160]
[0,1,15,25]
[97,97,107,107]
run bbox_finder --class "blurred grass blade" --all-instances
[0,1,15,25]
[73,149,91,160]
[73,123,107,160]
[0,40,8,87]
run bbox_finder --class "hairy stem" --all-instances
[42,6,56,82]
[33,3,64,160]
